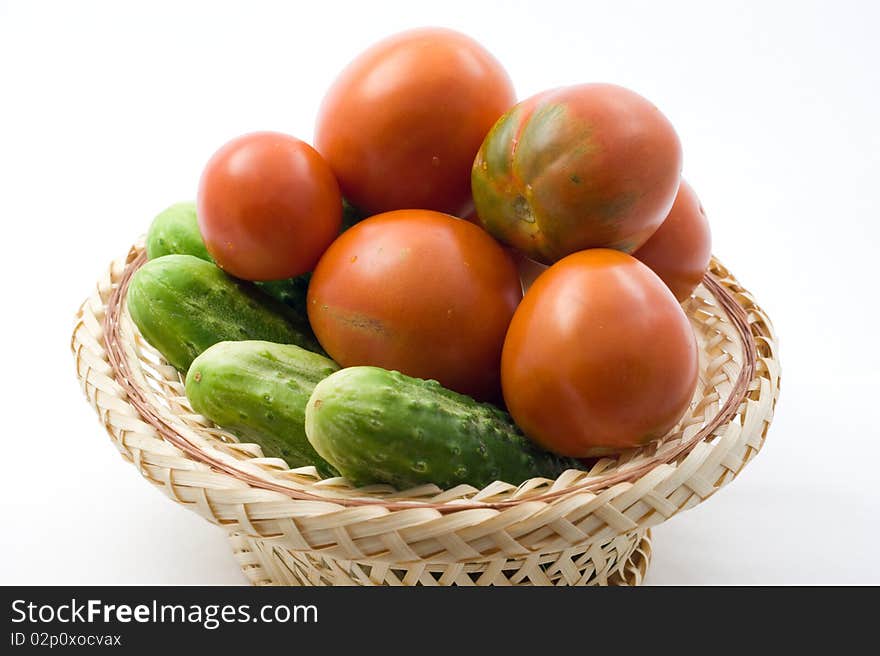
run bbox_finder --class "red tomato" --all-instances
[502,249,698,456]
[307,210,522,401]
[314,28,516,217]
[472,84,682,264]
[633,179,712,302]
[197,131,342,281]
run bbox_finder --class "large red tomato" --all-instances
[502,249,698,456]
[633,179,712,302]
[314,28,516,217]
[307,210,522,401]
[472,84,682,264]
[197,131,341,281]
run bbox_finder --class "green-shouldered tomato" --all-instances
[472,84,682,264]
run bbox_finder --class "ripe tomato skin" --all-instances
[315,28,516,217]
[633,179,712,302]
[472,84,682,264]
[307,210,522,401]
[501,249,698,456]
[197,131,342,281]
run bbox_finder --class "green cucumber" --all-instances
[145,202,211,261]
[257,274,311,312]
[127,254,324,371]
[144,199,364,313]
[186,341,339,477]
[305,366,582,490]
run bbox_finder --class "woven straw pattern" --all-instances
[229,529,652,586]
[71,242,779,585]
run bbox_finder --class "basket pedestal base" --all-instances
[228,529,652,586]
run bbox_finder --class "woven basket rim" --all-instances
[101,243,768,513]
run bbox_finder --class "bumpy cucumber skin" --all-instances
[257,274,311,312]
[127,254,324,371]
[145,202,211,261]
[143,200,364,313]
[186,341,340,477]
[305,366,582,490]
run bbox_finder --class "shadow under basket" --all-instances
[72,242,779,586]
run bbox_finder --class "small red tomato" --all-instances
[307,210,522,401]
[315,28,516,217]
[472,84,682,263]
[197,131,342,281]
[633,179,712,302]
[502,249,698,456]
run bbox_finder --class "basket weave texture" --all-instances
[72,241,779,586]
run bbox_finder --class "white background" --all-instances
[1,0,878,585]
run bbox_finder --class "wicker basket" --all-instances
[71,240,779,586]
